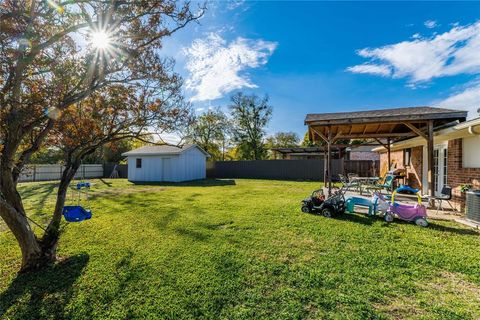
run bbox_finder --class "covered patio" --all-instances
[305,106,467,203]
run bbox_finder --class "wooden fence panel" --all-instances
[18,164,104,182]
[344,160,380,177]
[207,159,378,180]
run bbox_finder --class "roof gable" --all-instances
[121,144,210,157]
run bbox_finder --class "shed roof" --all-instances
[121,144,209,157]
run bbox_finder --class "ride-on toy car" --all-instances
[382,185,429,227]
[301,187,346,217]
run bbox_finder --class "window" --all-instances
[136,158,142,168]
[403,148,412,166]
[463,136,480,168]
[443,148,448,186]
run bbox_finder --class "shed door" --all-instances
[162,158,171,181]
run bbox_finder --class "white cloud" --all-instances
[183,33,277,102]
[436,82,480,119]
[424,20,438,29]
[347,21,480,84]
[227,0,246,10]
[195,107,205,112]
[346,64,391,77]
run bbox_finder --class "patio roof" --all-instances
[306,106,467,141]
[271,144,377,154]
[304,106,468,198]
[271,146,346,154]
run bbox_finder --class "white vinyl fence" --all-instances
[18,164,104,182]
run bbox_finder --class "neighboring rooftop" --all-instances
[122,144,209,156]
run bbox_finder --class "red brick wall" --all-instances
[447,139,480,210]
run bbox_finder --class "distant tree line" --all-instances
[188,92,303,161]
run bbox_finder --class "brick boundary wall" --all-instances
[448,139,480,210]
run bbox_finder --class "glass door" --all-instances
[434,145,448,195]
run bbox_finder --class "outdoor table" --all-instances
[346,177,380,195]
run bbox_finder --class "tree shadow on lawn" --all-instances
[132,179,236,187]
[175,227,210,242]
[98,178,113,187]
[0,253,89,320]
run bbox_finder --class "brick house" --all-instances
[375,117,480,211]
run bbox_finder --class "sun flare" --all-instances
[90,31,111,49]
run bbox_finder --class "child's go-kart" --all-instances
[301,187,346,217]
[383,185,428,227]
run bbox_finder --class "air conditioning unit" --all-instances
[466,190,480,223]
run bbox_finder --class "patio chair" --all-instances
[431,186,454,213]
[346,173,360,192]
[337,174,348,188]
[366,174,394,194]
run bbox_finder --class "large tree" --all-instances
[229,92,272,160]
[0,0,201,272]
[265,131,299,159]
[265,132,299,148]
[189,108,228,160]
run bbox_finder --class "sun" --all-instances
[90,31,111,50]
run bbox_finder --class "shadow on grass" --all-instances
[155,210,179,229]
[0,254,89,319]
[335,213,376,226]
[305,211,376,226]
[18,182,58,199]
[427,222,479,236]
[98,178,113,187]
[175,227,210,242]
[132,179,236,187]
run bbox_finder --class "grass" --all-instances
[1,178,480,319]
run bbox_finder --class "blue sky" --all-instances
[163,1,480,139]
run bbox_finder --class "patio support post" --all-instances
[327,129,332,195]
[387,138,391,171]
[323,149,327,188]
[427,120,435,207]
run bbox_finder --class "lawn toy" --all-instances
[371,192,389,215]
[384,185,428,227]
[301,187,346,217]
[63,181,92,222]
[345,196,375,216]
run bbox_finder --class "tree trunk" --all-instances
[0,200,45,272]
[0,162,79,272]
[41,165,77,258]
[1,156,47,272]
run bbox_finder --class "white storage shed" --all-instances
[122,144,209,182]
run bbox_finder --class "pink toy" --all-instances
[385,186,428,227]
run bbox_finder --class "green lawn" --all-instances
[1,179,480,319]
